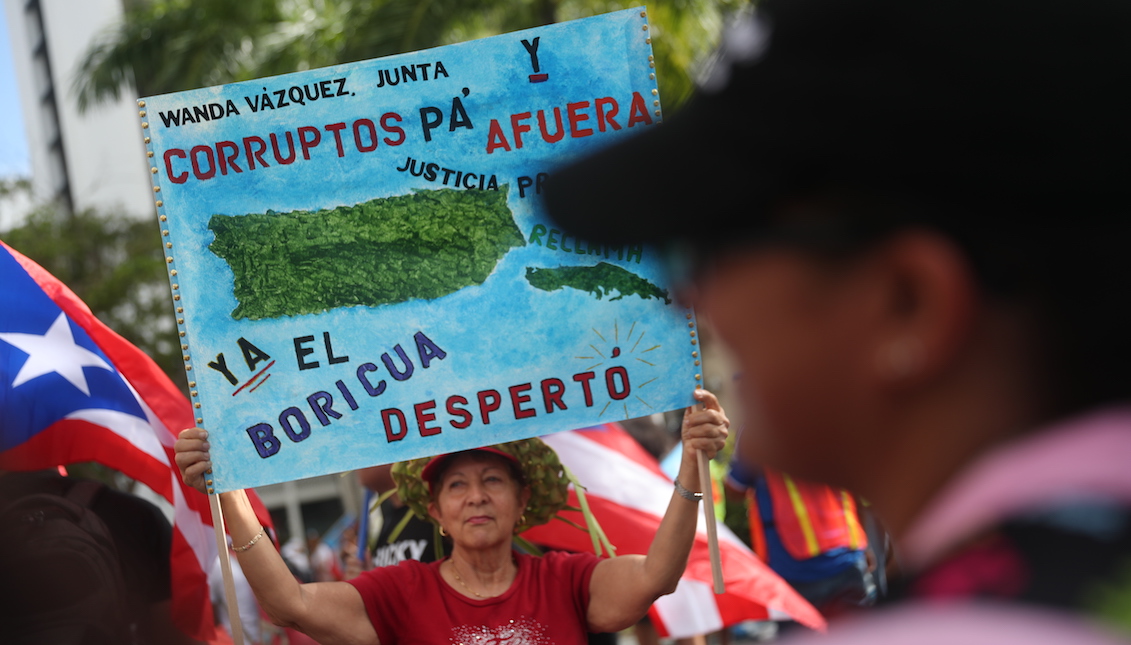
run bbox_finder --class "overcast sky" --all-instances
[1,8,31,179]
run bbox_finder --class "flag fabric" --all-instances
[523,423,826,638]
[0,240,268,641]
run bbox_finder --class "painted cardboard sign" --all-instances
[141,8,701,492]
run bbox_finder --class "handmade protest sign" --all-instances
[141,8,701,492]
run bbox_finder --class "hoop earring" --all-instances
[513,514,527,534]
[439,525,447,537]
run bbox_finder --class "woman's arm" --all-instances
[175,429,379,645]
[584,389,730,633]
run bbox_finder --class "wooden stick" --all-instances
[697,449,725,594]
[210,492,246,645]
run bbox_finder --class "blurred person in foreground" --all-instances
[0,469,203,644]
[543,0,1131,641]
[175,389,728,644]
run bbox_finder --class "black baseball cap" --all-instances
[543,0,1131,249]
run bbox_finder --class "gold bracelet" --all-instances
[674,478,703,502]
[233,527,265,553]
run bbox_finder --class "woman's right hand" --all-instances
[174,427,213,495]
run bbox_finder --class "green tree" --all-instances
[76,0,749,112]
[74,0,289,111]
[0,178,32,199]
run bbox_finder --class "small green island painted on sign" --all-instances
[209,187,525,319]
[525,263,671,304]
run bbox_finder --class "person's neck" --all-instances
[448,545,517,596]
[859,313,1045,540]
[452,543,515,574]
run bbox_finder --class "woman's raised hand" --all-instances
[682,389,730,458]
[174,427,213,495]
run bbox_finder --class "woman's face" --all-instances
[427,453,530,550]
[692,246,884,485]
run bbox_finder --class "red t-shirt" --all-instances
[347,551,602,645]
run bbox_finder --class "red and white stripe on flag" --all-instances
[523,423,826,638]
[0,241,271,641]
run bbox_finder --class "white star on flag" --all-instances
[0,312,114,395]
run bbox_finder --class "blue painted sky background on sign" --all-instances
[143,9,700,492]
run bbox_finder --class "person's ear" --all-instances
[868,229,977,389]
[427,500,441,524]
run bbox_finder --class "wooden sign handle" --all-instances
[210,493,247,645]
[697,449,725,594]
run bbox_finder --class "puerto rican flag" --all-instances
[0,240,267,641]
[524,424,825,638]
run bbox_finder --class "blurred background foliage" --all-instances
[75,0,751,112]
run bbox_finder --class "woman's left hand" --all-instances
[585,387,731,633]
[682,389,730,458]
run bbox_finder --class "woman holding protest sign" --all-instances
[175,387,728,645]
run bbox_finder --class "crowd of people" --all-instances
[6,0,1131,642]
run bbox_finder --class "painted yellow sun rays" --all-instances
[575,319,659,418]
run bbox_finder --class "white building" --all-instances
[3,0,359,548]
[3,0,151,220]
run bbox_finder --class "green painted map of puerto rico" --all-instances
[524,262,671,304]
[209,187,525,319]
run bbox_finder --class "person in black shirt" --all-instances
[358,464,443,566]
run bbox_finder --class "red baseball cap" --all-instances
[420,446,520,488]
